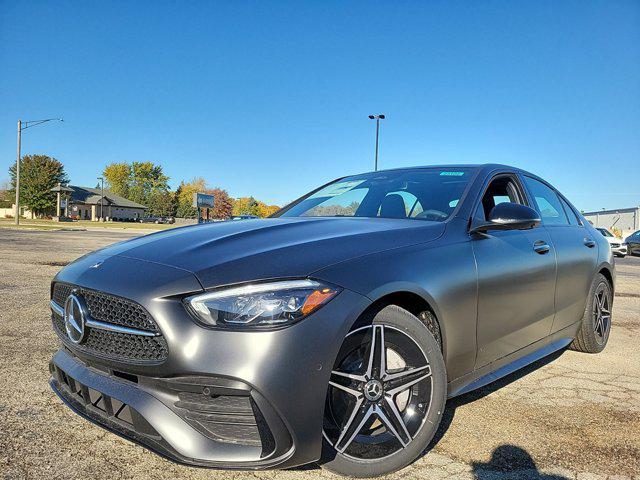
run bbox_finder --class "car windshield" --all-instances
[597,228,614,237]
[278,168,473,221]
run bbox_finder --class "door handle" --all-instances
[533,240,550,254]
[583,238,596,248]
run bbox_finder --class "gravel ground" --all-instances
[0,229,638,480]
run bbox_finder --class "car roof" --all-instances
[355,163,537,178]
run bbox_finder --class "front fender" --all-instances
[313,238,478,382]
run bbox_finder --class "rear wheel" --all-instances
[570,273,612,353]
[320,305,446,477]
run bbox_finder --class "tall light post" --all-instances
[97,176,105,221]
[368,114,385,171]
[14,118,63,225]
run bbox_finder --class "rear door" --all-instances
[472,174,557,368]
[521,175,598,333]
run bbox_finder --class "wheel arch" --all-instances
[350,285,447,359]
[597,263,615,295]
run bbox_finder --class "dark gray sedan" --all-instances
[49,164,614,477]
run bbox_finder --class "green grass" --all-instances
[0,218,179,231]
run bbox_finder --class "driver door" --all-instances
[471,174,557,368]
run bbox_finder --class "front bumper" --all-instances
[611,244,628,255]
[50,349,292,468]
[49,255,370,469]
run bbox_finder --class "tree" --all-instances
[102,161,169,208]
[9,155,68,216]
[176,177,206,218]
[0,179,12,208]
[171,183,182,217]
[233,196,262,217]
[258,201,280,217]
[147,190,174,217]
[103,163,131,198]
[128,162,170,206]
[206,187,234,220]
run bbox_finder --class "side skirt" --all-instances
[447,321,581,398]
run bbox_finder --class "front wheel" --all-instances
[320,305,447,477]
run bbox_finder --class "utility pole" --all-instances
[14,121,21,225]
[368,114,385,171]
[13,118,63,226]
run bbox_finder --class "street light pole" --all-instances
[14,117,63,226]
[14,121,21,225]
[368,114,385,171]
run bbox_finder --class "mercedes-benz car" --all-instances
[49,164,614,477]
[596,228,627,258]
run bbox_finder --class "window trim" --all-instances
[556,191,584,227]
[521,174,576,228]
[469,172,530,228]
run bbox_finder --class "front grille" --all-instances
[53,282,159,333]
[51,282,168,363]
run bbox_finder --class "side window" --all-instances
[523,177,569,226]
[559,196,580,226]
[475,175,524,221]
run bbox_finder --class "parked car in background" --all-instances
[139,216,175,224]
[231,214,259,220]
[596,228,627,258]
[625,230,640,256]
[49,164,614,477]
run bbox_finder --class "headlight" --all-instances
[185,279,341,328]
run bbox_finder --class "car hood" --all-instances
[76,217,445,288]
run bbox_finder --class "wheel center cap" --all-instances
[364,379,383,401]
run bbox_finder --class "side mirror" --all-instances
[471,202,541,234]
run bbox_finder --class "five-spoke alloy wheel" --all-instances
[571,273,613,354]
[592,281,612,346]
[320,305,446,478]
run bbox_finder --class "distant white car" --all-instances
[596,228,627,258]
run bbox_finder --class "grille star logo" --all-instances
[64,293,87,344]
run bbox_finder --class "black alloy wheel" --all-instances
[571,273,613,354]
[592,281,612,346]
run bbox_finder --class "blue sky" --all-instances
[1,0,638,210]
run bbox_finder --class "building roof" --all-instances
[583,207,640,216]
[68,186,147,209]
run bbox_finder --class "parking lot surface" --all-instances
[0,229,638,480]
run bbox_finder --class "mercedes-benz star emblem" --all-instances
[64,293,87,344]
[364,379,383,401]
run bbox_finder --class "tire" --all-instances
[570,273,613,353]
[319,305,447,477]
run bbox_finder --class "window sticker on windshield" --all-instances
[310,180,366,198]
[440,171,465,176]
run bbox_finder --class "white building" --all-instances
[582,207,640,238]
